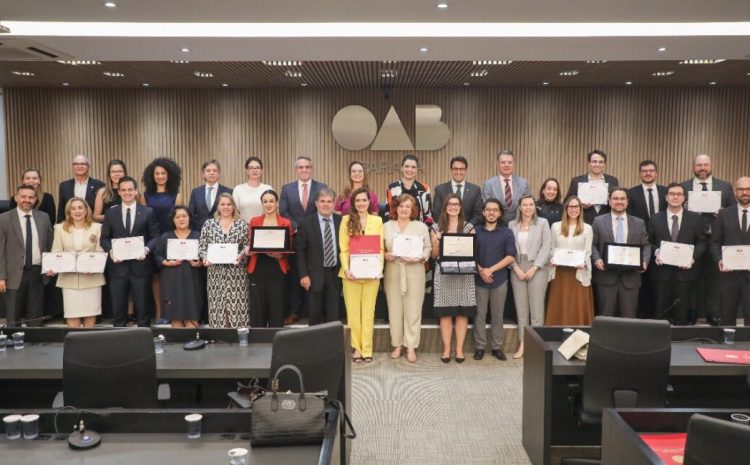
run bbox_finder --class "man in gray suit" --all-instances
[0,184,53,327]
[432,156,484,225]
[591,187,651,318]
[482,149,531,224]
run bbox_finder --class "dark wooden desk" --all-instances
[522,326,750,465]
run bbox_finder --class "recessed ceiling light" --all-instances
[559,70,579,76]
[102,71,124,77]
[170,60,190,64]
[709,81,717,85]
[542,81,550,86]
[221,83,229,87]
[586,60,607,64]
[104,1,116,7]
[301,83,308,87]
[193,71,213,78]
[380,70,398,78]
[470,69,488,77]
[652,71,674,76]
[462,82,470,86]
[437,3,448,9]
[181,47,190,53]
[142,83,150,87]
[625,81,633,85]
[284,70,303,78]
[11,71,34,76]
[657,47,667,52]
[62,82,70,86]
[679,59,726,65]
[57,60,101,66]
[472,60,512,65]
[262,60,302,67]
[419,47,428,53]
[382,60,398,64]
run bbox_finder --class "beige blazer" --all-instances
[51,222,106,289]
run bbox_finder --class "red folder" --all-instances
[696,347,750,365]
[639,433,686,465]
[349,235,381,255]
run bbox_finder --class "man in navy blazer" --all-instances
[100,176,160,327]
[188,159,233,231]
[710,176,750,326]
[566,149,619,224]
[482,149,530,224]
[432,156,484,225]
[57,154,104,223]
[279,156,328,324]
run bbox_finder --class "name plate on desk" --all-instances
[604,243,643,270]
[722,245,750,271]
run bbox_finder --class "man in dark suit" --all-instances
[279,155,328,324]
[432,156,483,225]
[710,176,750,325]
[681,154,736,325]
[295,188,342,325]
[647,183,707,325]
[100,176,160,327]
[188,159,233,231]
[566,149,619,224]
[591,188,651,318]
[57,154,105,223]
[0,185,53,327]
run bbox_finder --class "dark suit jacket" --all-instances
[627,184,667,223]
[0,208,53,289]
[566,174,620,224]
[681,177,736,233]
[591,213,651,288]
[279,179,327,230]
[187,184,233,230]
[432,181,484,226]
[710,206,750,280]
[100,204,160,278]
[647,210,706,282]
[57,177,105,223]
[295,213,342,293]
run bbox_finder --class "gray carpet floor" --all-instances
[349,353,531,465]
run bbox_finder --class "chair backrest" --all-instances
[684,414,750,465]
[581,316,671,422]
[63,328,158,408]
[269,321,345,400]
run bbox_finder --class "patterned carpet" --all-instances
[349,352,531,465]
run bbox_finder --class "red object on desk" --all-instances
[696,347,750,365]
[639,433,686,465]
[349,235,381,255]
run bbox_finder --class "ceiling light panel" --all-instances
[652,71,674,76]
[470,69,489,77]
[472,60,512,65]
[11,71,35,76]
[263,60,302,66]
[284,70,302,78]
[193,71,213,78]
[102,71,124,77]
[57,60,101,65]
[559,70,579,76]
[679,59,726,64]
[380,70,398,78]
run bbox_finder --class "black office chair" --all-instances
[684,414,750,465]
[54,328,169,408]
[576,316,672,425]
[228,321,345,408]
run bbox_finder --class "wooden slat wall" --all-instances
[4,87,750,206]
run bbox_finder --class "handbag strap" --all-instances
[271,364,307,411]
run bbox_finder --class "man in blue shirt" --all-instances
[474,198,517,361]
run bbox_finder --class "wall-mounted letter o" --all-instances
[331,105,378,151]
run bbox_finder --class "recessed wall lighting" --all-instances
[709,81,717,85]
[262,61,302,67]
[10,71,34,76]
[284,70,303,78]
[380,70,398,78]
[181,47,190,53]
[221,83,229,87]
[559,70,579,76]
[470,69,488,77]
[193,71,213,78]
[462,82,470,86]
[437,3,448,9]
[542,82,550,86]
[102,71,124,77]
[62,82,70,86]
[652,71,675,76]
[625,81,633,85]
[57,60,101,65]
[301,83,308,87]
[419,47,428,53]
[679,59,726,65]
[657,47,667,52]
[142,83,150,87]
[472,60,512,65]
[586,60,608,64]
[104,1,117,7]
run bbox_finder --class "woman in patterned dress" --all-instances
[386,154,433,225]
[199,193,250,328]
[430,194,476,363]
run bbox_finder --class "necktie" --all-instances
[647,188,655,218]
[323,218,335,267]
[24,214,32,267]
[504,178,512,208]
[615,216,624,243]
[455,184,462,200]
[700,182,708,192]
[743,209,748,233]
[671,215,679,242]
[125,207,132,234]
[301,183,309,212]
[205,186,213,210]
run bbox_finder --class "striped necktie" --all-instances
[323,218,335,267]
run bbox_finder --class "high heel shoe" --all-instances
[455,355,465,364]
[440,354,451,363]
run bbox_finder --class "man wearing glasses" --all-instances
[565,149,619,224]
[432,156,484,225]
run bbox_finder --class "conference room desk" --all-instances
[522,326,750,465]
[601,408,750,465]
[0,408,340,465]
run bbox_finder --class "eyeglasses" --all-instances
[484,208,500,213]
[72,163,89,166]
[247,166,262,170]
[736,188,750,193]
[451,167,466,172]
[567,205,581,209]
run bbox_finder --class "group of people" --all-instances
[1,150,749,365]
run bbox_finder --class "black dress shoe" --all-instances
[455,356,465,364]
[473,349,485,360]
[440,356,451,363]
[491,349,507,361]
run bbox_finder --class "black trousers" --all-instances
[109,273,153,327]
[286,258,306,318]
[718,272,750,325]
[250,255,286,328]
[3,265,44,327]
[653,279,692,325]
[306,268,342,325]
[693,252,719,322]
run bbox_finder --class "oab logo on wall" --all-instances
[332,105,451,151]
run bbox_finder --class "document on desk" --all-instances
[557,330,590,360]
[111,236,145,261]
[639,433,686,465]
[392,234,423,259]
[167,239,200,260]
[552,248,586,267]
[722,245,750,271]
[206,243,239,264]
[75,252,108,273]
[687,191,721,214]
[696,347,750,365]
[42,252,76,273]
[658,241,694,268]
[577,182,609,205]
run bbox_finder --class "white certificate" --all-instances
[552,248,586,267]
[251,228,288,250]
[687,191,721,214]
[111,236,145,261]
[206,243,239,265]
[577,182,609,205]
[722,245,750,271]
[658,241,694,268]
[606,244,642,267]
[75,252,108,274]
[349,254,382,279]
[441,235,474,258]
[42,252,76,273]
[392,235,423,259]
[167,239,200,260]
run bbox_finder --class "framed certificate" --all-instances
[42,252,76,273]
[167,239,200,260]
[658,241,694,268]
[206,243,239,264]
[722,245,750,271]
[439,234,476,274]
[75,252,108,274]
[250,226,291,252]
[603,243,643,270]
[577,182,609,205]
[111,236,145,261]
[687,191,721,214]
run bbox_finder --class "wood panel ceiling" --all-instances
[1,60,749,88]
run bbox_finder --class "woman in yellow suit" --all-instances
[339,187,384,363]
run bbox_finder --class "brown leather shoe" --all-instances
[283,314,300,325]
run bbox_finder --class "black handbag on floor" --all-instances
[250,364,326,447]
